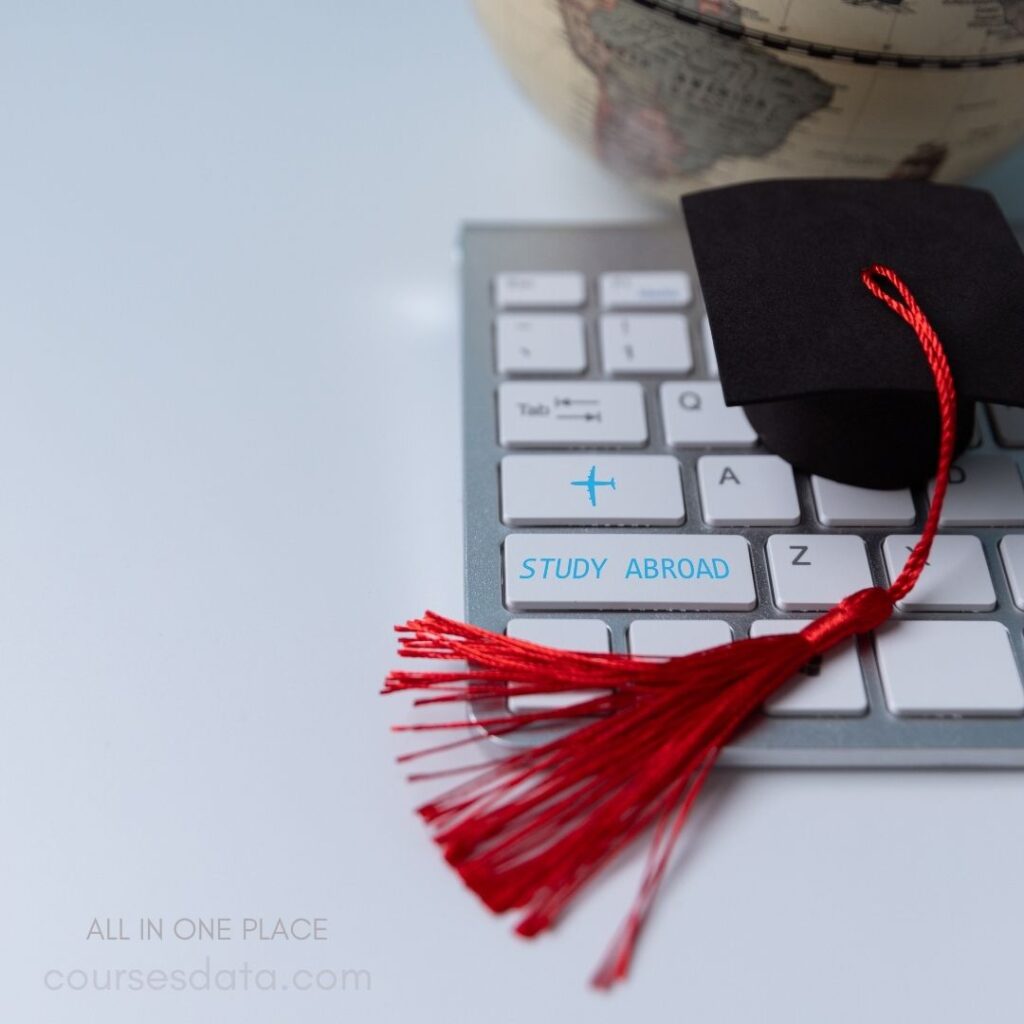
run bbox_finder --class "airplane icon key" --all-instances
[571,465,617,507]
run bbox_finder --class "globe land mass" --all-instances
[561,0,836,178]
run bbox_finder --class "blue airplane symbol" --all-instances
[571,465,616,507]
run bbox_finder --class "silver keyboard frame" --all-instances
[461,223,1024,767]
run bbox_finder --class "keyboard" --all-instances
[460,223,1024,767]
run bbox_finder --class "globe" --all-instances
[472,0,1024,202]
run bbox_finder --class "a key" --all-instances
[599,314,693,375]
[882,534,996,611]
[928,453,1024,526]
[495,314,586,375]
[660,381,757,448]
[701,315,718,377]
[504,533,755,611]
[766,534,873,611]
[999,535,1024,610]
[628,619,732,656]
[811,475,916,527]
[599,271,692,310]
[505,618,610,714]
[875,620,1024,716]
[698,454,799,526]
[498,382,647,448]
[500,454,684,526]
[494,271,585,309]
[751,619,867,716]
[989,404,1024,448]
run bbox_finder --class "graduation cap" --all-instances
[682,179,1024,488]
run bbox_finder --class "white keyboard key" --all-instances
[1000,535,1024,610]
[766,534,872,611]
[811,475,916,527]
[928,453,1024,526]
[494,271,585,309]
[504,533,755,611]
[498,382,647,448]
[600,314,693,375]
[698,455,799,526]
[628,619,732,656]
[599,271,692,310]
[701,315,718,377]
[882,534,996,612]
[660,381,758,448]
[751,620,867,717]
[495,314,586,375]
[875,620,1024,716]
[500,454,684,526]
[506,618,610,713]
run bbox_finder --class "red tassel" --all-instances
[383,265,958,987]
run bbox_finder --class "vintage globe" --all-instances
[473,0,1024,202]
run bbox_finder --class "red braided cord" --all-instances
[860,264,958,602]
[801,265,958,651]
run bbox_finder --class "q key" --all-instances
[660,381,757,448]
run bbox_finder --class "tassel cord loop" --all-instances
[860,264,958,603]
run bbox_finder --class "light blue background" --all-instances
[2,3,1024,1022]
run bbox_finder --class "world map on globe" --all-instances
[473,0,1024,201]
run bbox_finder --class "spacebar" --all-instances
[504,533,755,610]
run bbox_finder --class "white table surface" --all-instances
[3,4,1024,1022]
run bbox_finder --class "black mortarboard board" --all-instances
[682,179,1024,488]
